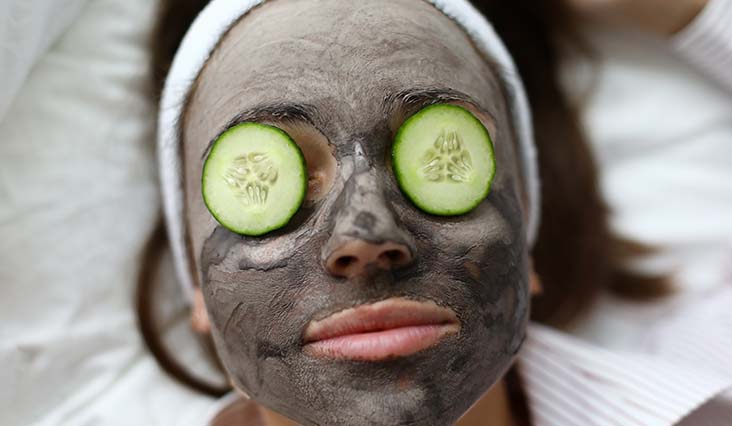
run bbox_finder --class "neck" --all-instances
[260,407,298,426]
[256,378,514,426]
[456,379,515,426]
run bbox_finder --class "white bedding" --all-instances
[0,0,89,123]
[0,0,217,424]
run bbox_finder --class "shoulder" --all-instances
[673,0,732,91]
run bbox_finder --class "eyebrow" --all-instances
[201,87,488,160]
[201,102,317,159]
[383,87,488,117]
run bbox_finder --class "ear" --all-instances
[529,256,543,296]
[191,287,212,334]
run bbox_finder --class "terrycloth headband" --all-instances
[159,0,540,300]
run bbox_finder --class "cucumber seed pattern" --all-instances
[224,152,279,208]
[420,130,473,183]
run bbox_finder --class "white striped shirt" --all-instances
[521,317,732,426]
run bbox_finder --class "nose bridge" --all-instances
[332,168,412,244]
[322,166,416,278]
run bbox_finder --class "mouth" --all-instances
[302,297,460,361]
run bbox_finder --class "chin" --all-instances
[216,308,527,426]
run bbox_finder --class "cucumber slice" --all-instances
[392,104,496,216]
[202,123,307,236]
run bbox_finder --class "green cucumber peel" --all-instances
[202,122,307,236]
[392,104,496,216]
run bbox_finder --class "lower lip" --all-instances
[304,324,458,361]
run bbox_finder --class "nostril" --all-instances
[378,248,410,267]
[325,240,413,278]
[384,250,404,263]
[336,256,358,268]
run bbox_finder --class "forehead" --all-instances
[184,0,506,148]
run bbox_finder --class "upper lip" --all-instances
[302,297,460,344]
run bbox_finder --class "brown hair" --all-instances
[138,0,669,407]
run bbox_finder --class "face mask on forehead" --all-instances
[159,0,541,424]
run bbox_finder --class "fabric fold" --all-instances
[673,0,732,93]
[520,323,732,426]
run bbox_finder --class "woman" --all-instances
[140,0,732,424]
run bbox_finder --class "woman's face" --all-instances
[182,0,529,424]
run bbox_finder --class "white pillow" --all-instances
[0,0,88,122]
[0,0,220,424]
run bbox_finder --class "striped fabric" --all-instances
[641,288,732,377]
[678,395,732,426]
[520,323,732,426]
[674,0,732,92]
[647,287,732,426]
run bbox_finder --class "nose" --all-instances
[322,155,416,279]
[325,239,412,279]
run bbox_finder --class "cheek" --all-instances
[202,267,301,390]
[202,261,310,342]
[399,184,528,325]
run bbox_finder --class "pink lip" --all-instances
[302,298,460,361]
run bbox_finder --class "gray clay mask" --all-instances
[182,0,530,424]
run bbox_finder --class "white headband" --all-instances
[158,0,540,300]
